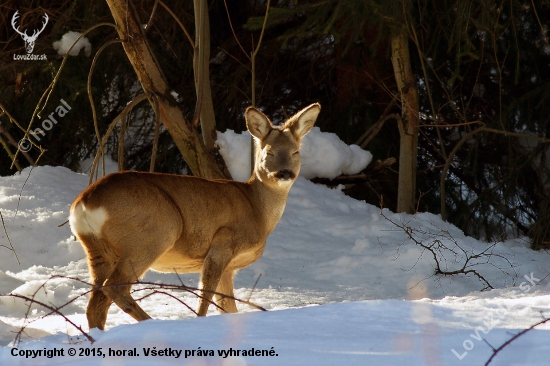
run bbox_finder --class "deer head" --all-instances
[246,104,320,187]
[12,11,49,54]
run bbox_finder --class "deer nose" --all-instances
[275,170,295,180]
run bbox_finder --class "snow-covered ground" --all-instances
[0,128,549,365]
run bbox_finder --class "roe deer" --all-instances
[69,103,320,329]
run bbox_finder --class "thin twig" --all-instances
[144,0,159,32]
[158,0,194,48]
[6,293,95,345]
[415,189,432,213]
[379,209,510,291]
[440,126,550,220]
[118,111,127,171]
[0,134,22,171]
[223,0,251,61]
[0,122,33,166]
[11,23,117,170]
[13,166,34,220]
[150,96,160,172]
[355,95,397,149]
[247,273,262,302]
[0,210,19,264]
[87,39,124,183]
[250,0,271,105]
[485,317,550,365]
[192,0,206,128]
[3,273,268,348]
[89,94,147,184]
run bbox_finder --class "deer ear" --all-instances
[287,103,320,138]
[246,107,272,140]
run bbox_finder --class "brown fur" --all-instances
[70,104,320,329]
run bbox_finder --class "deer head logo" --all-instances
[11,11,49,54]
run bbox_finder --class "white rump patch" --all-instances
[69,203,108,236]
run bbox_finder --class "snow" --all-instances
[53,32,92,57]
[78,156,118,176]
[170,91,180,101]
[215,129,252,181]
[299,127,372,179]
[0,134,549,364]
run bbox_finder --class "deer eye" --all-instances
[292,151,299,156]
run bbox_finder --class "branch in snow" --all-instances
[1,276,95,346]
[379,209,519,292]
[310,157,396,186]
[0,274,266,347]
[485,313,550,366]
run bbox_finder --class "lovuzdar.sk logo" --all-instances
[12,11,49,61]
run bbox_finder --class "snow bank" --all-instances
[53,31,92,57]
[2,300,550,365]
[215,129,252,181]
[216,127,372,181]
[300,127,372,179]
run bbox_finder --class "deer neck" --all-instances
[246,174,293,234]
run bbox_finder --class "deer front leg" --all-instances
[198,230,233,316]
[215,270,238,313]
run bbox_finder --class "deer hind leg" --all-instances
[87,290,111,330]
[101,259,154,323]
[79,234,117,330]
[96,209,181,323]
[215,270,238,313]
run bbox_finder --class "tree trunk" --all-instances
[105,0,227,179]
[391,30,419,214]
[193,0,232,179]
[193,0,216,151]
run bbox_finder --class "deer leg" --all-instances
[87,291,112,330]
[198,230,233,316]
[215,270,238,313]
[101,261,152,322]
[81,234,116,330]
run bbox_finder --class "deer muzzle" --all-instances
[274,170,295,181]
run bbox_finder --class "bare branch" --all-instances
[485,316,550,365]
[440,126,550,220]
[150,96,161,172]
[0,209,19,264]
[379,210,518,291]
[157,0,194,48]
[1,274,267,347]
[87,39,124,182]
[0,122,33,166]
